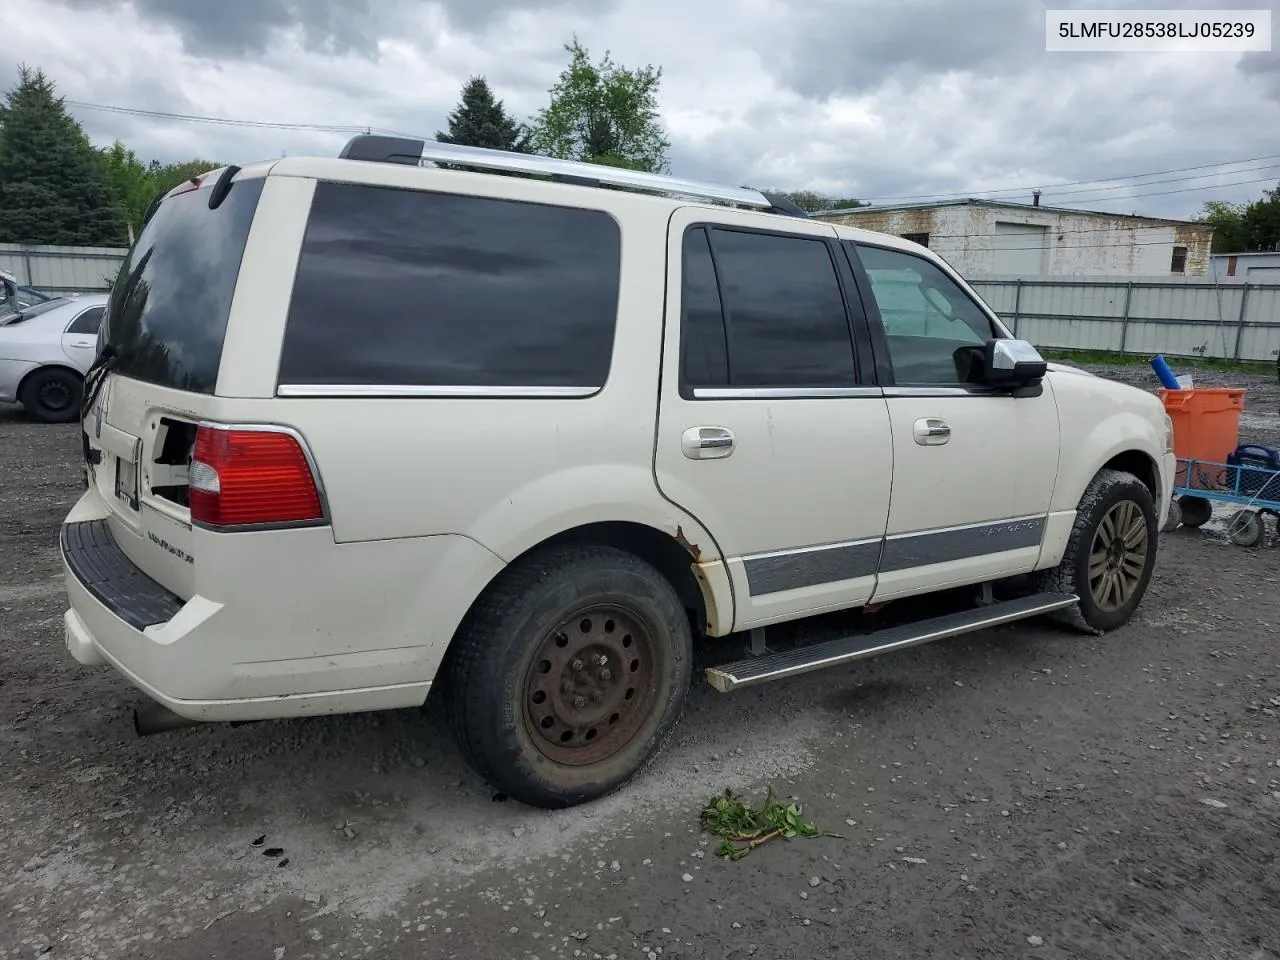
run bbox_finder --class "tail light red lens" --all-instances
[189,425,324,529]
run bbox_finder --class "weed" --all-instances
[700,787,841,861]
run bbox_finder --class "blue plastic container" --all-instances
[1150,355,1181,390]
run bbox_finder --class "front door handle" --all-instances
[913,418,951,446]
[681,426,736,460]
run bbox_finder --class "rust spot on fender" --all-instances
[674,525,702,561]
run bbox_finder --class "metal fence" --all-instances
[0,244,127,298]
[968,274,1280,364]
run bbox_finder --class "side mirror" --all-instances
[982,338,1047,389]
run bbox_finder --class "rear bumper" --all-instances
[60,490,505,722]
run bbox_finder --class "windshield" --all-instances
[102,176,265,394]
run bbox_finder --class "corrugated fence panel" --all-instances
[1128,283,1244,323]
[1123,322,1236,360]
[1018,316,1124,352]
[1021,281,1130,320]
[964,274,1280,363]
[0,244,128,296]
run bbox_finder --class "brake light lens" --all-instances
[189,425,324,529]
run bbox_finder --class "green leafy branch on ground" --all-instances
[700,787,841,861]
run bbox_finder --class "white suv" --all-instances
[61,136,1176,808]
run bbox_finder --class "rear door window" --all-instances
[277,183,622,393]
[679,226,857,390]
[102,177,265,394]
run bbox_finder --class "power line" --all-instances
[1031,163,1280,202]
[863,153,1280,204]
[66,99,374,135]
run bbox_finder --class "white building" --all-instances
[1209,250,1280,281]
[812,198,1215,278]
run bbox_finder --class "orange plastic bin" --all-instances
[1157,387,1246,463]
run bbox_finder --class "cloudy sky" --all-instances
[3,0,1278,218]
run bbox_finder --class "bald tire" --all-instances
[443,545,692,809]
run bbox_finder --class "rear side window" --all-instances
[103,177,265,394]
[277,183,622,392]
[679,226,856,390]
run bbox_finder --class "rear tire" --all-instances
[1037,468,1158,634]
[443,545,693,809]
[1178,495,1213,529]
[19,367,83,424]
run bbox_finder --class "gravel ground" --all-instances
[3,363,1279,960]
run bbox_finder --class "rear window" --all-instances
[276,182,622,394]
[102,177,265,394]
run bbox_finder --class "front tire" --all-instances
[19,367,83,423]
[443,545,693,809]
[1040,468,1158,633]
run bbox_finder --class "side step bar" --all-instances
[705,592,1078,693]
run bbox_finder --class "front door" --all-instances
[844,241,1061,603]
[654,208,893,632]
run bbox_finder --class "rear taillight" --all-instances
[189,425,325,529]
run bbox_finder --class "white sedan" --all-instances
[0,292,109,423]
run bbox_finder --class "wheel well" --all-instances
[1103,450,1159,502]
[523,522,708,634]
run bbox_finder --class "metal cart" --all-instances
[1171,454,1280,546]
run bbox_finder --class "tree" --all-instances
[763,189,868,214]
[1240,185,1280,252]
[1198,187,1280,253]
[529,37,670,173]
[0,66,126,245]
[436,77,529,152]
[99,141,154,241]
[1197,200,1249,253]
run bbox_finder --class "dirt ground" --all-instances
[2,361,1279,960]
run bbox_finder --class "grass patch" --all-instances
[1042,349,1274,377]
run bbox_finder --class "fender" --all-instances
[1049,369,1169,509]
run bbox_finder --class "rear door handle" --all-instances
[913,418,951,446]
[681,426,736,460]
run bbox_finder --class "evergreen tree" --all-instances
[436,77,530,152]
[0,66,127,245]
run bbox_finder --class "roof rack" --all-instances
[337,134,806,217]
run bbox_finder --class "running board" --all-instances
[704,592,1078,693]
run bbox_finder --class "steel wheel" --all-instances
[37,378,73,414]
[522,603,661,766]
[1088,499,1149,613]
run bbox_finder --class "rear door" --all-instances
[654,208,893,631]
[843,240,1061,602]
[84,170,273,599]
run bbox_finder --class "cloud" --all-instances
[2,0,1278,220]
[58,0,620,58]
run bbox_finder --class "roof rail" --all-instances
[337,134,792,213]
